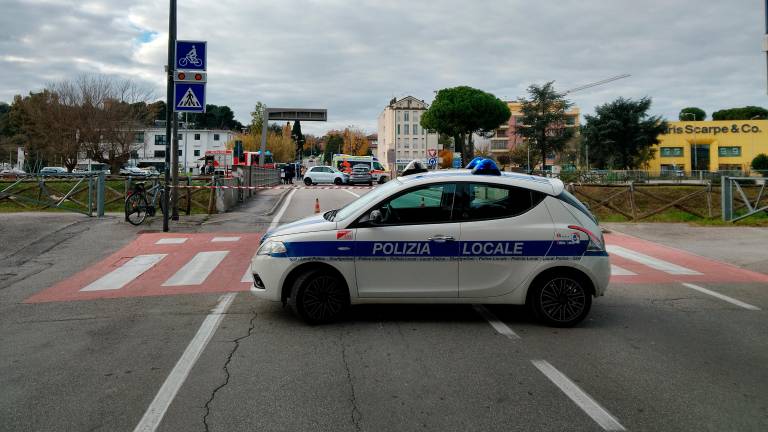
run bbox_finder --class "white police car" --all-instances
[251,159,610,327]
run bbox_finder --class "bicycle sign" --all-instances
[175,40,206,71]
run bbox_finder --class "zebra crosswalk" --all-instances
[25,231,768,304]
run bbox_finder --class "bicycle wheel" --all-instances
[125,193,148,225]
[178,57,188,67]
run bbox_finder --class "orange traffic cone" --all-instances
[314,198,321,214]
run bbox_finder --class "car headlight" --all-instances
[257,240,287,256]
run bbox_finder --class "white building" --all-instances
[377,96,439,171]
[132,124,235,174]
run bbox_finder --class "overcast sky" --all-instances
[1,0,765,135]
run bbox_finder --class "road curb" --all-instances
[263,188,292,216]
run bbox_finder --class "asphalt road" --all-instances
[1,187,767,432]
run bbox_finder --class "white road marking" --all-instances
[532,360,626,431]
[473,305,520,340]
[156,238,187,245]
[610,264,636,276]
[606,245,701,275]
[132,293,237,432]
[241,266,253,283]
[162,251,229,286]
[268,188,296,231]
[135,187,293,431]
[80,254,166,291]
[342,189,360,198]
[211,236,240,242]
[681,283,761,310]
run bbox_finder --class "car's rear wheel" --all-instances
[304,177,312,186]
[288,269,349,324]
[529,274,591,327]
[378,176,388,184]
[334,177,343,185]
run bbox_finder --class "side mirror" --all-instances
[369,209,383,224]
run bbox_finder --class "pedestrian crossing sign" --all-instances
[173,82,206,113]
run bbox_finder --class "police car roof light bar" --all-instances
[465,157,485,169]
[471,159,501,176]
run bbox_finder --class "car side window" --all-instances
[458,183,544,220]
[372,183,456,225]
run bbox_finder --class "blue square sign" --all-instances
[175,40,206,71]
[174,82,206,113]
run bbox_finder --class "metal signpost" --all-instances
[163,27,207,231]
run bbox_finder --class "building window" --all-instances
[177,133,183,141]
[404,111,409,121]
[397,124,400,135]
[194,133,200,140]
[404,124,410,135]
[718,146,741,157]
[397,111,401,121]
[214,134,220,141]
[718,164,742,171]
[134,132,145,144]
[130,151,139,159]
[495,129,507,137]
[491,141,508,150]
[413,124,418,135]
[404,138,410,148]
[565,117,576,126]
[660,147,684,157]
[154,150,166,158]
[413,111,419,122]
[154,135,165,146]
[178,149,182,156]
[194,150,200,157]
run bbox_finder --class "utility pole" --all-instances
[765,0,768,94]
[163,0,177,232]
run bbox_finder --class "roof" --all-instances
[396,169,564,195]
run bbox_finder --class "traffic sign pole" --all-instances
[163,0,177,233]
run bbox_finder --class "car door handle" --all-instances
[428,235,455,242]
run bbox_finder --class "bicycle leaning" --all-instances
[124,178,168,225]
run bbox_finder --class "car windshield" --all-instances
[332,179,401,221]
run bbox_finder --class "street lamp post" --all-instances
[681,112,697,174]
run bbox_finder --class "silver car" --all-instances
[348,164,373,185]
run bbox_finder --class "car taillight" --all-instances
[568,225,605,251]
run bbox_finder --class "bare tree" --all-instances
[47,74,155,173]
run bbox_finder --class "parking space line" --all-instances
[606,245,701,275]
[532,360,626,431]
[681,283,761,310]
[156,238,188,245]
[80,254,166,291]
[133,293,236,432]
[610,264,636,276]
[211,236,241,242]
[162,251,229,286]
[342,189,360,198]
[473,305,521,340]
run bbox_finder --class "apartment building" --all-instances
[377,96,439,171]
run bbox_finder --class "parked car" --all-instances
[0,167,26,175]
[39,167,68,174]
[120,167,150,176]
[303,166,348,186]
[348,164,373,185]
[251,159,609,326]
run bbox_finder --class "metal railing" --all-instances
[0,172,106,216]
[721,176,768,222]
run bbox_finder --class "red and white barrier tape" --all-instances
[167,184,377,190]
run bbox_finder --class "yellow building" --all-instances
[649,120,767,173]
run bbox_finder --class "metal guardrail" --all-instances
[721,176,768,222]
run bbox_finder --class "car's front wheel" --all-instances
[288,269,349,324]
[304,177,312,186]
[334,177,343,185]
[529,273,592,327]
